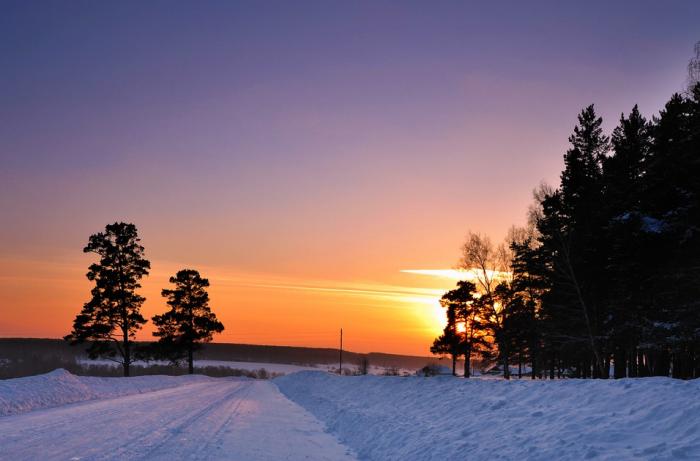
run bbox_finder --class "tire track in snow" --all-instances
[186,381,255,461]
[131,380,253,461]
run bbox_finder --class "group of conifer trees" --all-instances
[434,82,700,380]
[65,222,224,376]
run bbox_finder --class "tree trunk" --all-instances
[549,350,555,380]
[518,352,522,379]
[671,352,678,379]
[603,355,610,379]
[638,351,648,377]
[627,348,636,377]
[188,344,194,374]
[452,353,456,376]
[464,349,471,378]
[653,350,670,376]
[592,353,602,378]
[123,327,130,377]
[503,345,510,380]
[614,347,626,379]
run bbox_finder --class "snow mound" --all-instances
[0,369,213,416]
[276,371,700,460]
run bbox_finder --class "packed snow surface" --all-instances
[0,370,356,460]
[276,371,700,461]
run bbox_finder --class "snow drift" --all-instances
[0,369,214,416]
[276,371,700,460]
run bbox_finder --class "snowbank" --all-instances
[0,369,213,416]
[276,371,700,460]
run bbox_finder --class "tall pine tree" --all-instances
[538,105,610,378]
[602,106,652,378]
[65,222,150,377]
[152,269,224,374]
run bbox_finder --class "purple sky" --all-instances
[1,1,698,352]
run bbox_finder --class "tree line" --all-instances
[65,222,224,376]
[433,78,700,380]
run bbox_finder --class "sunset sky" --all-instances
[1,1,699,355]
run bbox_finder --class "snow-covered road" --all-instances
[0,379,357,461]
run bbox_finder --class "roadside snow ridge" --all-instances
[0,368,212,416]
[276,371,700,461]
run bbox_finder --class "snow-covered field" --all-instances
[277,372,700,460]
[3,369,699,460]
[76,358,325,374]
[190,360,414,376]
[0,370,355,460]
[196,359,324,373]
[76,358,413,375]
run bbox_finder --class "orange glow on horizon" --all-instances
[0,256,466,356]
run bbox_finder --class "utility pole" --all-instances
[339,328,343,375]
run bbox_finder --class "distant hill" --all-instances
[0,338,448,371]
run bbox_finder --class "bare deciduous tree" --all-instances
[527,182,554,233]
[459,232,500,296]
[688,41,700,92]
[457,231,515,378]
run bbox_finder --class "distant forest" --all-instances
[0,338,442,379]
[433,54,700,379]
